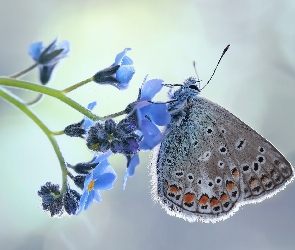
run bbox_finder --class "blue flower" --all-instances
[28,38,70,84]
[93,48,135,90]
[64,101,97,138]
[131,78,171,150]
[82,101,97,131]
[121,79,171,188]
[122,153,140,190]
[77,152,116,214]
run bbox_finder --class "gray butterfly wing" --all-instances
[151,96,294,223]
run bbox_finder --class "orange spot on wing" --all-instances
[183,193,196,204]
[198,195,209,205]
[168,185,181,194]
[249,178,258,187]
[220,193,229,203]
[261,176,269,183]
[232,168,239,178]
[226,181,236,191]
[210,197,219,207]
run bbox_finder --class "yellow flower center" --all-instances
[88,180,95,191]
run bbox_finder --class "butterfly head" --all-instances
[182,77,201,93]
[171,77,201,101]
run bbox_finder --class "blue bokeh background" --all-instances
[1,0,295,249]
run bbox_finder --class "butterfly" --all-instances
[151,45,294,223]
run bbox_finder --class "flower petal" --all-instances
[116,65,135,88]
[127,154,140,177]
[84,190,94,210]
[114,48,131,65]
[77,191,88,214]
[94,191,102,202]
[122,171,128,190]
[83,172,93,191]
[121,55,133,65]
[92,151,113,164]
[140,119,162,150]
[57,40,70,55]
[148,103,171,126]
[82,102,96,130]
[93,159,111,179]
[94,172,116,190]
[122,154,140,190]
[87,101,97,110]
[140,79,163,101]
[28,41,43,61]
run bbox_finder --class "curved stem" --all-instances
[0,77,100,121]
[101,110,127,120]
[61,77,94,94]
[26,93,44,105]
[0,87,68,194]
[10,63,39,79]
[51,130,65,136]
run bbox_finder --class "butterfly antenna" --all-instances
[192,61,201,89]
[200,44,230,91]
[162,83,183,88]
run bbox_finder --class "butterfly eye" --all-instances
[188,85,199,91]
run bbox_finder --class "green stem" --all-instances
[26,93,44,106]
[0,77,99,120]
[51,130,65,136]
[10,63,39,79]
[101,110,127,121]
[61,77,94,94]
[0,87,68,194]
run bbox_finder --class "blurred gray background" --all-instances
[1,0,295,249]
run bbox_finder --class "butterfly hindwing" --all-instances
[151,92,294,223]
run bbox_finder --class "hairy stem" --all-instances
[0,77,99,120]
[10,63,39,79]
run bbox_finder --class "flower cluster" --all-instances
[25,39,171,217]
[63,77,171,213]
[37,182,81,216]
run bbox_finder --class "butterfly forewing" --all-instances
[151,87,294,223]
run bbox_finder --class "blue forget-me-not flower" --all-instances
[122,78,171,188]
[29,38,70,85]
[93,48,135,90]
[77,152,116,213]
[128,78,171,150]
